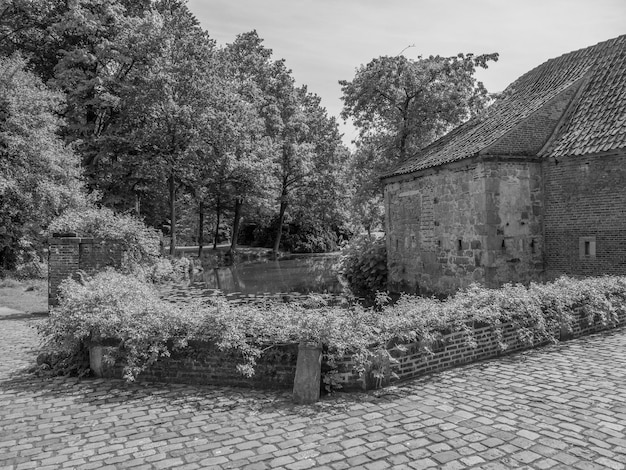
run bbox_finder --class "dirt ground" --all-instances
[0,278,47,313]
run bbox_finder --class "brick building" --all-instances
[382,35,626,295]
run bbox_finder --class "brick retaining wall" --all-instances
[97,307,624,393]
[103,341,299,389]
[333,306,626,391]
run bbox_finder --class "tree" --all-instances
[218,31,348,254]
[287,94,353,247]
[0,54,86,271]
[340,53,498,162]
[213,32,276,253]
[109,4,217,255]
[339,52,498,231]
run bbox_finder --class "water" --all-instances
[193,253,343,296]
[158,253,345,304]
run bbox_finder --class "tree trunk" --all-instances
[213,197,221,250]
[134,193,141,215]
[197,200,204,258]
[272,193,288,254]
[230,196,243,253]
[168,172,176,256]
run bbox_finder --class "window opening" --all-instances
[579,237,596,259]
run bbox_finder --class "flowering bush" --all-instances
[38,272,626,388]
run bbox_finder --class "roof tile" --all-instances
[385,35,626,178]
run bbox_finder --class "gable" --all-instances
[481,78,585,157]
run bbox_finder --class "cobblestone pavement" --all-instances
[1,311,625,470]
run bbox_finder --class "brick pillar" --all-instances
[48,236,82,309]
[48,236,126,311]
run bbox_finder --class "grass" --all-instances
[0,277,48,314]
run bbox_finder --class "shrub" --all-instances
[339,234,387,299]
[37,272,626,389]
[37,269,192,380]
[131,256,192,284]
[48,207,160,265]
[247,220,350,253]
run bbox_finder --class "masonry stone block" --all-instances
[292,342,322,404]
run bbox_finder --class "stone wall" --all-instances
[543,152,626,277]
[384,158,544,295]
[481,160,544,287]
[48,236,125,308]
[334,307,626,392]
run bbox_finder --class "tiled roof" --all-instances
[385,34,626,178]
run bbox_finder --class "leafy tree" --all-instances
[3,4,353,256]
[287,94,353,249]
[0,0,66,82]
[201,32,276,254]
[0,54,86,271]
[339,52,498,232]
[340,53,498,162]
[346,136,386,234]
[108,4,217,255]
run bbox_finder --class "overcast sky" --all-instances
[187,0,626,146]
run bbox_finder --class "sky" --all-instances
[187,0,626,146]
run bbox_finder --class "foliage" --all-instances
[340,53,498,161]
[38,273,626,388]
[0,54,86,272]
[247,218,350,253]
[3,3,352,255]
[339,234,388,299]
[340,52,498,233]
[48,207,160,265]
[37,270,190,380]
[132,255,192,284]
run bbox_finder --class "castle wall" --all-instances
[385,159,544,295]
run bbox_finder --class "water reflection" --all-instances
[193,253,343,296]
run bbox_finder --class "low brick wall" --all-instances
[96,307,625,393]
[103,341,299,389]
[48,236,125,308]
[333,307,626,391]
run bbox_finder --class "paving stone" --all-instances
[0,315,625,469]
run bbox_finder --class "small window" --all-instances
[579,237,596,259]
[458,239,463,251]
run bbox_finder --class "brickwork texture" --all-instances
[48,237,125,308]
[543,153,626,277]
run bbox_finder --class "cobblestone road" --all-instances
[1,310,625,469]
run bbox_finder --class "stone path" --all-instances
[1,309,625,469]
